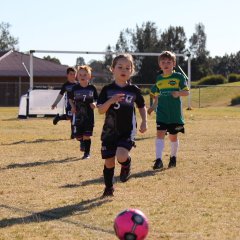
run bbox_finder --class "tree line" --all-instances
[1,21,239,83]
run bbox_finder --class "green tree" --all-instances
[189,23,211,80]
[43,55,61,64]
[89,59,111,83]
[189,23,209,58]
[0,22,18,50]
[158,26,187,54]
[76,56,85,66]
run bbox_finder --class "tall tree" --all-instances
[0,22,18,51]
[189,23,209,58]
[158,26,187,54]
[189,23,211,80]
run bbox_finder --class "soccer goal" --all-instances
[26,50,192,116]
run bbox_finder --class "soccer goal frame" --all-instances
[29,50,192,109]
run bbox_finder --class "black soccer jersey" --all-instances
[69,84,98,127]
[60,81,77,111]
[97,82,145,143]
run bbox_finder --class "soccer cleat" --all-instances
[168,156,176,168]
[80,140,85,152]
[102,187,114,198]
[153,158,163,170]
[82,153,90,159]
[53,114,60,125]
[120,164,131,182]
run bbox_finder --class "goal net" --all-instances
[18,87,65,118]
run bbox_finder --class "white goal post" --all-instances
[29,50,192,109]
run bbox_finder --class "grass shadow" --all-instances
[135,136,155,141]
[61,169,160,189]
[1,138,69,146]
[2,157,82,170]
[0,197,114,234]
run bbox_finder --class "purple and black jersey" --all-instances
[69,84,98,136]
[60,81,77,115]
[97,82,145,143]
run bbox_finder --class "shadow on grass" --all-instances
[61,169,160,188]
[1,157,82,170]
[134,136,155,141]
[0,197,114,235]
[1,138,69,145]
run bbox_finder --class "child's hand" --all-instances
[110,93,125,104]
[90,103,96,109]
[147,107,154,115]
[172,91,179,98]
[139,121,147,133]
[71,106,76,113]
[51,104,56,110]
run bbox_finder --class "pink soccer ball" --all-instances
[114,209,149,240]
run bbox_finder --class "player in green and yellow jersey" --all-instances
[148,51,189,170]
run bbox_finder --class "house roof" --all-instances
[0,50,68,77]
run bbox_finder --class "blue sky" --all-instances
[1,0,240,65]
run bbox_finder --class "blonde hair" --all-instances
[158,51,176,63]
[111,54,135,74]
[77,65,92,75]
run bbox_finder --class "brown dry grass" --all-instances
[0,107,239,240]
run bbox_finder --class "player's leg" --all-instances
[167,124,185,168]
[53,109,68,125]
[101,143,116,198]
[168,133,178,168]
[117,147,131,182]
[116,139,134,182]
[153,122,167,170]
[82,135,91,159]
[81,123,94,159]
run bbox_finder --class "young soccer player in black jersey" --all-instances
[69,65,98,159]
[51,67,77,139]
[97,54,148,197]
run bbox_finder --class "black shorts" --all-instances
[74,125,93,138]
[157,122,185,135]
[101,138,135,159]
[73,112,94,138]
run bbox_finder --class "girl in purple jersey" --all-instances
[97,54,147,197]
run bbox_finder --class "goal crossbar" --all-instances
[29,50,192,109]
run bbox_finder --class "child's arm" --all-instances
[51,94,63,109]
[172,90,189,98]
[98,93,125,114]
[147,96,158,115]
[138,107,148,133]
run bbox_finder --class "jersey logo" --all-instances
[168,80,176,86]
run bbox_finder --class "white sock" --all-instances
[156,139,164,159]
[170,140,179,157]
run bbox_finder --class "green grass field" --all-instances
[0,106,239,240]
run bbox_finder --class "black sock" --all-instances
[59,114,67,120]
[119,157,131,167]
[103,166,114,188]
[84,139,91,154]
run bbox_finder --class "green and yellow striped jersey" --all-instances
[150,72,189,124]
